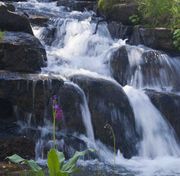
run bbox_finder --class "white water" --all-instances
[65,82,95,143]
[124,86,180,158]
[15,0,180,175]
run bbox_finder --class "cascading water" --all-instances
[13,0,180,175]
[124,86,180,158]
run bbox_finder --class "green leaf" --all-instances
[56,151,65,168]
[47,148,60,176]
[6,154,25,164]
[62,149,94,174]
[26,160,43,171]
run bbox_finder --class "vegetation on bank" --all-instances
[7,96,94,176]
[98,0,180,50]
[0,31,4,41]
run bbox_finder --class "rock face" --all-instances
[0,32,47,73]
[0,72,85,132]
[57,0,97,11]
[146,90,180,141]
[29,15,49,27]
[110,45,130,86]
[0,3,33,35]
[70,74,139,158]
[0,136,35,161]
[110,45,180,90]
[107,3,138,25]
[107,21,133,40]
[129,27,177,53]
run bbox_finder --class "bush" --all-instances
[137,0,180,28]
[0,31,4,41]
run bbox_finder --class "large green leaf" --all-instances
[56,151,65,168]
[62,149,94,174]
[47,148,60,176]
[26,159,43,172]
[6,154,25,164]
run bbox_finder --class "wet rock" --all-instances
[110,45,130,86]
[29,15,49,27]
[107,21,133,40]
[0,3,33,35]
[107,3,138,25]
[0,136,35,161]
[129,27,177,53]
[110,46,180,90]
[57,0,97,11]
[0,73,64,125]
[70,74,138,158]
[0,72,85,133]
[146,90,180,141]
[0,32,47,73]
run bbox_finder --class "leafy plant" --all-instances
[137,0,180,28]
[0,31,4,41]
[7,95,94,176]
[173,29,180,50]
[129,15,140,25]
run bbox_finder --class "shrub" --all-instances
[137,0,180,28]
[0,31,4,41]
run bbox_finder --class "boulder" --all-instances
[129,27,178,53]
[0,32,47,73]
[110,45,130,86]
[70,74,139,158]
[0,3,33,35]
[110,46,180,90]
[107,3,138,25]
[146,90,180,140]
[29,15,49,27]
[0,72,85,132]
[107,21,133,40]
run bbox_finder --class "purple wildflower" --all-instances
[52,95,63,121]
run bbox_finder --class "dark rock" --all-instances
[0,32,47,73]
[0,72,85,133]
[110,46,180,90]
[146,90,180,141]
[107,21,133,40]
[0,3,33,35]
[129,27,178,53]
[57,0,97,11]
[29,15,49,27]
[0,136,35,161]
[110,45,130,86]
[107,3,138,25]
[70,74,138,158]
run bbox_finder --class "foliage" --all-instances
[98,0,120,13]
[137,0,180,28]
[7,95,94,176]
[6,154,43,176]
[129,15,140,25]
[7,149,92,176]
[173,29,180,50]
[0,31,4,41]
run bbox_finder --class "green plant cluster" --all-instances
[0,31,4,41]
[137,0,180,28]
[7,149,92,176]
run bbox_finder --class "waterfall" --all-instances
[65,82,95,143]
[124,86,180,158]
[12,0,180,175]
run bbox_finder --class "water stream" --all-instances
[12,0,180,175]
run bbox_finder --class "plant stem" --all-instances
[53,110,56,149]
